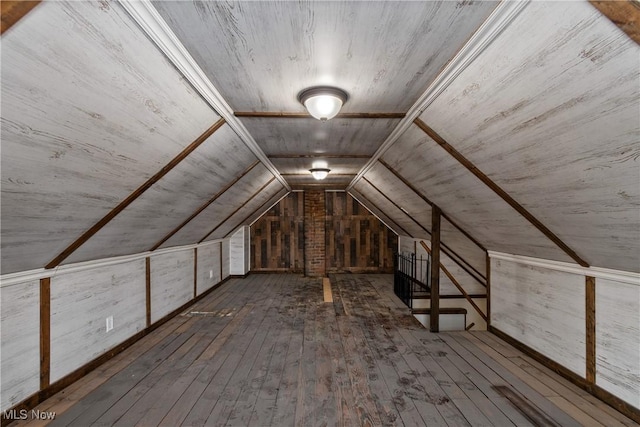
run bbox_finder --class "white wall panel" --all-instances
[596,278,640,408]
[0,280,40,411]
[50,260,146,382]
[230,227,249,276]
[0,1,217,274]
[150,250,194,323]
[491,257,586,376]
[222,240,230,279]
[196,243,222,296]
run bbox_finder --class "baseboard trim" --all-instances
[489,326,640,423]
[1,276,232,427]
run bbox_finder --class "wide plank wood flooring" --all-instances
[13,274,638,426]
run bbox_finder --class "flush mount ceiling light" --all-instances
[298,86,348,121]
[310,160,330,180]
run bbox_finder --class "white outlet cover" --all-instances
[106,316,113,332]
[209,270,213,278]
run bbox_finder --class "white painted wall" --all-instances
[150,250,194,323]
[196,243,222,296]
[490,252,640,410]
[0,279,40,411]
[596,278,640,408]
[229,226,250,275]
[222,240,230,279]
[50,260,146,383]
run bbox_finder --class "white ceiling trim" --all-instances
[489,251,640,286]
[119,0,290,191]
[0,238,225,288]
[347,0,530,190]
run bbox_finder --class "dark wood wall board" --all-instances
[39,277,51,389]
[251,192,305,272]
[429,206,441,333]
[324,192,396,273]
[1,1,41,34]
[45,119,226,268]
[585,276,596,384]
[413,119,589,267]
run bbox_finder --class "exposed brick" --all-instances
[304,190,326,277]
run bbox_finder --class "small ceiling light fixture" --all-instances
[310,160,331,180]
[298,86,348,121]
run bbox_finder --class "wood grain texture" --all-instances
[0,1,218,274]
[153,1,497,112]
[420,1,640,272]
[595,277,640,408]
[149,250,194,324]
[145,257,151,327]
[235,188,290,229]
[590,0,640,44]
[65,124,254,263]
[272,157,367,188]
[49,259,146,383]
[586,276,596,384]
[239,117,400,156]
[415,118,589,268]
[491,257,587,377]
[0,279,40,411]
[325,192,397,273]
[158,164,274,248]
[222,240,230,279]
[381,125,574,263]
[196,243,222,295]
[250,192,305,272]
[235,112,405,119]
[348,189,409,237]
[40,277,50,389]
[1,0,41,34]
[430,205,441,332]
[201,179,284,242]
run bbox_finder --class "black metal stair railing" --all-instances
[394,252,430,309]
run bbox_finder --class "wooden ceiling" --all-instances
[1,0,639,274]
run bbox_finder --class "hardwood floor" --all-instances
[12,274,638,426]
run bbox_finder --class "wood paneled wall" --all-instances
[250,191,396,273]
[325,192,396,273]
[251,192,305,272]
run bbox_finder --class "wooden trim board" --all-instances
[590,0,640,45]
[145,257,151,327]
[39,277,51,389]
[234,112,405,119]
[585,276,596,384]
[430,205,441,333]
[1,0,41,35]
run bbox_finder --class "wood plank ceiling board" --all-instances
[0,2,219,274]
[419,1,640,272]
[151,1,499,112]
[238,189,291,229]
[64,125,257,264]
[348,189,405,237]
[200,178,286,242]
[274,157,367,188]
[365,162,486,276]
[285,175,356,189]
[159,165,276,248]
[383,125,574,262]
[440,217,487,279]
[240,118,400,156]
[215,186,290,240]
[352,179,428,240]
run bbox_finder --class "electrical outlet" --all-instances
[106,316,113,332]
[209,270,213,278]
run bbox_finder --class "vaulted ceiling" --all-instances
[1,0,638,275]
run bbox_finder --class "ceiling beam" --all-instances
[590,0,640,45]
[269,154,370,159]
[347,0,529,190]
[378,158,487,252]
[413,118,589,267]
[281,173,356,177]
[149,160,260,251]
[198,177,277,243]
[119,0,290,191]
[1,1,41,35]
[234,112,405,119]
[45,119,226,269]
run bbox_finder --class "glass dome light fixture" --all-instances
[298,86,348,121]
[309,167,331,180]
